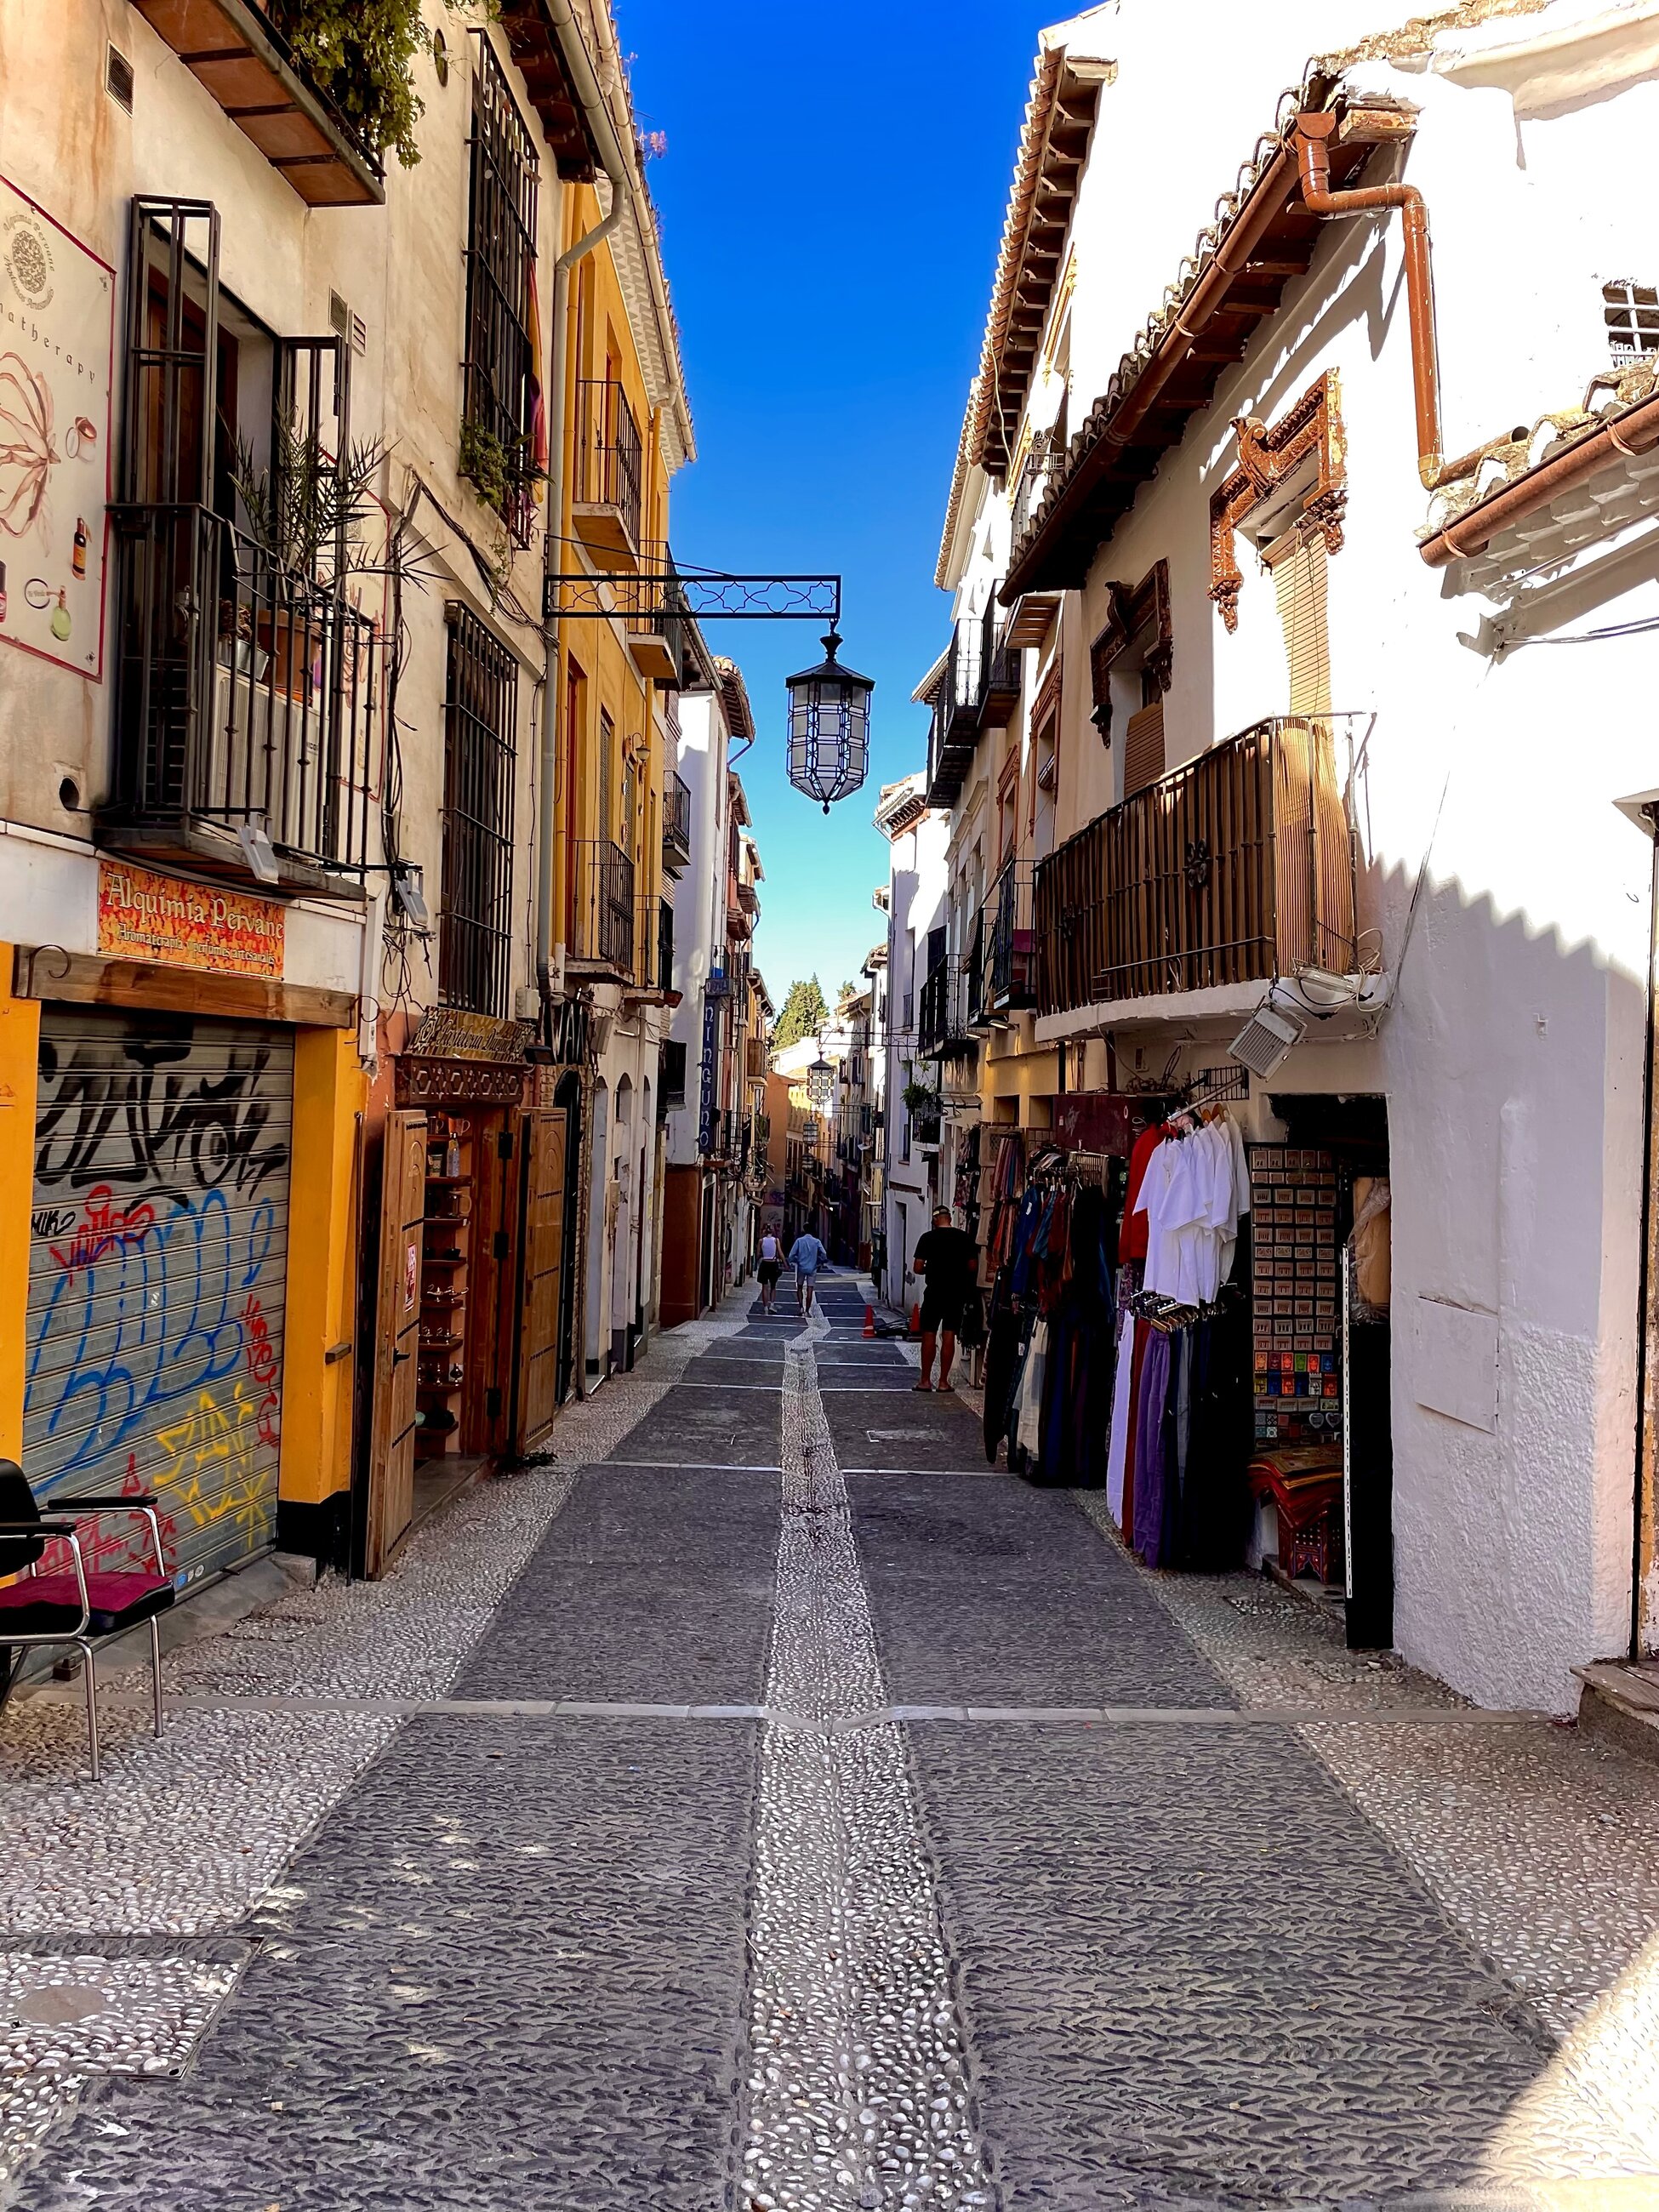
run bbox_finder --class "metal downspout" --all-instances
[1292,112,1445,489]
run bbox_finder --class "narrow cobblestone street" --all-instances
[3,1284,1659,2209]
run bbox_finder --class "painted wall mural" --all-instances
[24,1013,294,1587]
[0,174,115,681]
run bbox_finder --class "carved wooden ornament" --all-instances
[1210,371,1347,633]
[1088,558,1172,743]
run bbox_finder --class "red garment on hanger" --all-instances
[1118,1124,1165,1263]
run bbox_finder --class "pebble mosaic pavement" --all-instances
[0,1278,1655,2206]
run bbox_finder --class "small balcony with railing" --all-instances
[128,0,385,205]
[1034,715,1361,1023]
[568,839,636,978]
[572,378,644,564]
[103,227,376,898]
[627,893,674,999]
[103,502,378,897]
[622,542,688,686]
[986,858,1039,1018]
[978,604,1021,730]
[917,952,974,1061]
[663,772,693,877]
[924,618,987,810]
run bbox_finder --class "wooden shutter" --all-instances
[1271,531,1332,716]
[514,1107,567,1453]
[1121,701,1166,797]
[365,1110,427,1577]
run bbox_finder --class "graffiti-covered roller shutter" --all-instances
[26,1009,294,1590]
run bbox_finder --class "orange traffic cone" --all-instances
[863,1304,875,1338]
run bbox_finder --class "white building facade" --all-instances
[918,0,1659,1711]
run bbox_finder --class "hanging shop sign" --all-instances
[403,1006,535,1063]
[0,175,115,681]
[97,859,285,978]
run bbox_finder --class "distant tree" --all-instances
[774,975,828,1049]
[839,979,859,1002]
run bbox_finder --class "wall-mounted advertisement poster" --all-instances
[0,176,115,681]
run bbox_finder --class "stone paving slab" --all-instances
[905,1720,1651,2205]
[450,1536,774,1706]
[851,1476,1229,1709]
[823,1390,989,1472]
[613,1390,784,1468]
[14,1718,757,2211]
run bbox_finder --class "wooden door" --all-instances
[366,1110,427,1576]
[514,1107,567,1454]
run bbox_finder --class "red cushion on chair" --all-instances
[0,1572,175,1638]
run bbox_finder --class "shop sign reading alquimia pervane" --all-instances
[97,859,285,978]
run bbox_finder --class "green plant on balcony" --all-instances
[269,0,457,169]
[231,420,386,582]
[901,1078,938,1115]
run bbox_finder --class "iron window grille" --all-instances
[463,35,539,544]
[440,603,518,1017]
[1604,280,1659,362]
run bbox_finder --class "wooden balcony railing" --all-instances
[1035,716,1358,1015]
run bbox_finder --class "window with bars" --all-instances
[462,36,539,543]
[440,605,518,1017]
[1604,280,1659,362]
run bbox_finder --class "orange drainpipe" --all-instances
[1293,111,1445,489]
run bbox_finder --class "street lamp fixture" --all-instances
[807,1053,835,1109]
[785,632,873,812]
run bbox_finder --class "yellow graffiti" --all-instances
[153,1381,275,1539]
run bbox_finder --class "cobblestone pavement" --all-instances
[3,1277,1657,2206]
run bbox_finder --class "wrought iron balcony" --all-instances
[630,894,673,995]
[978,604,1021,728]
[569,838,636,976]
[917,955,972,1060]
[924,617,986,809]
[128,0,384,206]
[101,501,375,894]
[573,377,643,562]
[663,772,693,876]
[1011,430,1061,548]
[987,858,1037,1015]
[1034,715,1360,1015]
[623,542,688,686]
[963,912,988,1032]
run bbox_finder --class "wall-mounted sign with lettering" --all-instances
[97,860,285,978]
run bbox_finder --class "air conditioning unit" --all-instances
[1227,1001,1305,1080]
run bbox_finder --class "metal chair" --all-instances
[0,1461,175,1779]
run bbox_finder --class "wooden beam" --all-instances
[12,948,357,1029]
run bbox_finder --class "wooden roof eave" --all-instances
[1000,126,1382,601]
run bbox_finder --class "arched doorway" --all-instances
[585,1078,609,1377]
[555,1069,582,1403]
[612,1075,634,1374]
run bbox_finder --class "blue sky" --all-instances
[619,0,1060,1011]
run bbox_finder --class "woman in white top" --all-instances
[757,1231,783,1314]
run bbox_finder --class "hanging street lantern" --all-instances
[785,632,873,812]
[807,1052,835,1109]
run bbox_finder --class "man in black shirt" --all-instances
[909,1206,977,1393]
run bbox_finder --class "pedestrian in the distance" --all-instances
[909,1206,978,1393]
[757,1229,783,1314]
[788,1228,828,1316]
